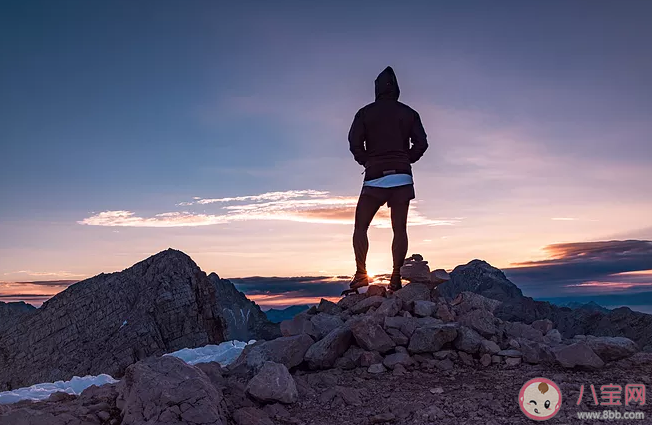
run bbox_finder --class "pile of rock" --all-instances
[400,254,450,286]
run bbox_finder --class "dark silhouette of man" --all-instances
[348,66,428,292]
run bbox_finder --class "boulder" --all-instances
[504,322,544,343]
[450,291,501,314]
[383,352,415,369]
[375,297,403,317]
[360,351,383,367]
[280,314,316,338]
[505,357,521,367]
[583,336,639,362]
[480,339,501,355]
[400,255,431,282]
[413,300,437,318]
[116,356,228,425]
[304,326,352,370]
[553,342,604,369]
[350,296,386,314]
[350,318,396,353]
[516,338,554,364]
[317,299,342,315]
[497,349,522,357]
[310,313,344,339]
[531,319,554,334]
[233,407,274,425]
[235,334,314,371]
[457,309,497,337]
[366,285,387,297]
[544,329,562,345]
[430,269,451,285]
[367,363,386,374]
[394,283,431,305]
[246,362,298,404]
[337,293,368,310]
[453,326,484,354]
[408,324,458,354]
[480,353,492,367]
[435,304,455,322]
[386,328,409,346]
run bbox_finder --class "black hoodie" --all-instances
[348,66,428,181]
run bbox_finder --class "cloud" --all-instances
[3,270,84,278]
[551,217,578,221]
[79,190,458,228]
[505,240,652,297]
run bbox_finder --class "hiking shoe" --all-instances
[349,272,371,289]
[388,273,402,292]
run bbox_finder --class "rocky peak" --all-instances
[438,259,523,301]
[0,301,36,333]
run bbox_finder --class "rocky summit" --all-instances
[2,254,652,424]
[0,249,279,391]
[3,261,650,424]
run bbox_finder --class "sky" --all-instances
[1,1,651,309]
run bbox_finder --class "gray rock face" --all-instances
[408,324,458,353]
[208,273,281,341]
[246,362,298,404]
[531,319,554,334]
[375,297,403,317]
[0,249,228,391]
[116,355,228,425]
[383,352,414,369]
[504,322,544,343]
[516,338,555,364]
[553,342,605,369]
[350,318,396,353]
[439,259,524,301]
[451,291,502,314]
[235,334,315,372]
[583,336,639,362]
[337,293,368,310]
[304,327,353,369]
[316,299,342,315]
[350,296,386,314]
[280,314,317,338]
[400,255,431,282]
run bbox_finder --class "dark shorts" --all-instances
[359,184,415,208]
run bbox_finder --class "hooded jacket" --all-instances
[348,66,428,181]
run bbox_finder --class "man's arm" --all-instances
[348,109,368,166]
[408,110,428,163]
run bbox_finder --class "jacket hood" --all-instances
[374,66,400,101]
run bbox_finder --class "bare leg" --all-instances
[353,194,384,275]
[390,201,410,274]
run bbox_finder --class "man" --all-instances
[348,66,428,292]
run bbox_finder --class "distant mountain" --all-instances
[0,301,36,333]
[264,304,312,323]
[438,259,652,351]
[207,272,280,340]
[554,300,611,313]
[0,248,277,391]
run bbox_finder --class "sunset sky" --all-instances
[1,1,651,309]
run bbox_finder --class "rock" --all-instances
[434,304,455,322]
[383,352,414,369]
[480,339,501,355]
[367,363,386,374]
[505,357,521,367]
[394,283,431,305]
[116,356,228,425]
[370,412,396,423]
[392,364,407,376]
[310,313,344,339]
[350,317,396,353]
[517,338,555,364]
[413,300,437,317]
[337,293,367,310]
[366,285,387,297]
[350,296,386,314]
[457,309,497,337]
[334,356,356,370]
[531,319,554,334]
[430,269,450,285]
[453,326,484,354]
[553,342,605,369]
[583,336,639,362]
[457,351,475,366]
[233,407,274,425]
[401,255,431,282]
[375,297,403,317]
[262,403,290,419]
[246,362,298,404]
[317,299,342,315]
[508,338,521,349]
[47,391,77,402]
[491,355,501,363]
[429,387,444,394]
[450,291,502,314]
[360,351,383,367]
[386,328,409,346]
[305,326,353,369]
[280,314,316,338]
[544,329,562,345]
[235,334,314,371]
[415,317,443,327]
[432,350,455,360]
[407,324,458,353]
[504,322,544,343]
[435,358,454,370]
[340,346,365,367]
[480,353,492,367]
[497,349,522,357]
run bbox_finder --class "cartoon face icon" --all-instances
[519,378,562,421]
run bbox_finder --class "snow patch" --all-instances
[164,339,255,366]
[0,374,118,404]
